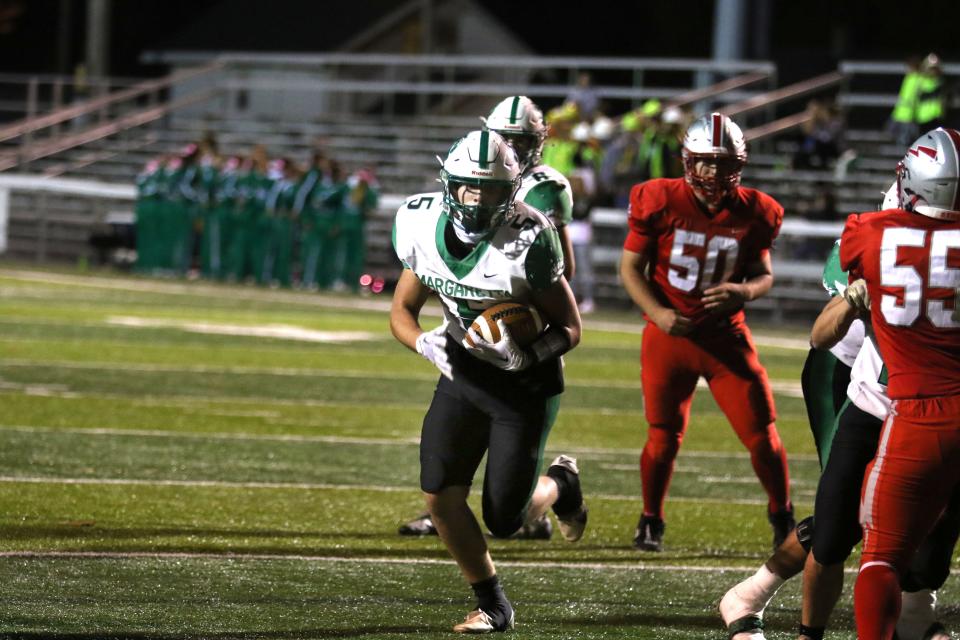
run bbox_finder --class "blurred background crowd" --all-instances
[133,134,380,292]
[130,52,951,295]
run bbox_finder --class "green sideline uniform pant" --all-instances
[335,219,365,291]
[259,215,293,287]
[200,206,228,279]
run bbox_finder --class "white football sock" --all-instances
[897,589,937,640]
[723,565,785,620]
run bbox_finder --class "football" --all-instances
[465,302,545,348]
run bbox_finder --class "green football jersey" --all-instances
[822,239,847,297]
[517,164,573,228]
[393,192,564,344]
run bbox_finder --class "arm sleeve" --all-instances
[622,182,658,255]
[523,180,573,227]
[525,226,565,291]
[839,213,865,280]
[755,195,785,252]
[821,239,848,297]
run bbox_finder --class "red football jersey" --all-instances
[840,209,960,398]
[623,178,784,329]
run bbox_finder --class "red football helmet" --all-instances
[682,112,748,209]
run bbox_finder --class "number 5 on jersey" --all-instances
[668,229,740,292]
[880,227,960,328]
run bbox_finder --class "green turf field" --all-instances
[0,266,953,639]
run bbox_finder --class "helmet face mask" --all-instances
[682,113,747,209]
[896,128,960,220]
[441,130,521,239]
[444,176,517,232]
[484,96,547,172]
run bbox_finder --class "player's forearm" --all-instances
[740,273,774,302]
[810,295,858,350]
[558,227,576,281]
[389,306,423,352]
[620,259,668,317]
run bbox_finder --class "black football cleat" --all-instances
[768,505,796,550]
[633,514,665,552]
[507,513,553,540]
[398,512,438,536]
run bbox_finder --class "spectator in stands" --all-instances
[309,160,348,290]
[792,99,845,170]
[601,99,680,208]
[334,168,380,292]
[167,144,202,275]
[134,155,165,274]
[207,155,242,281]
[656,106,685,178]
[568,124,600,313]
[888,55,922,146]
[297,151,333,290]
[917,53,947,132]
[792,181,838,261]
[565,71,601,120]
[227,145,269,282]
[541,104,580,177]
[195,139,222,279]
[261,158,300,287]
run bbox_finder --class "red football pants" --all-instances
[639,321,788,518]
[856,394,960,640]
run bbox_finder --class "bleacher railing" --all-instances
[0,54,943,315]
[0,62,224,173]
[0,175,839,318]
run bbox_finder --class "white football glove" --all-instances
[843,278,872,313]
[463,320,534,372]
[415,326,453,380]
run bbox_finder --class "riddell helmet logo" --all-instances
[471,170,493,176]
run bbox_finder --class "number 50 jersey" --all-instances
[623,177,784,330]
[393,191,564,345]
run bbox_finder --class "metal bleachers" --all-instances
[0,53,945,317]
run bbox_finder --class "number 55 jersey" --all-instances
[623,177,784,333]
[840,209,960,399]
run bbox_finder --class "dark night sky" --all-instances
[1,0,959,80]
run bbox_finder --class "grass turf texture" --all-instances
[0,265,953,639]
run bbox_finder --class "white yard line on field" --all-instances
[0,357,806,397]
[0,268,810,349]
[0,423,820,462]
[0,474,787,506]
[0,269,398,313]
[0,424,422,447]
[0,549,855,573]
[105,316,376,343]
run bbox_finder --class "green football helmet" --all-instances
[441,130,522,239]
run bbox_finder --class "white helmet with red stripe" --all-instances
[897,128,960,220]
[682,112,748,209]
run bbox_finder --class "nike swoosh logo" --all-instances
[483,273,498,278]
